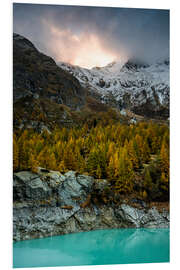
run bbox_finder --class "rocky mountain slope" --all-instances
[13,33,169,131]
[13,33,86,107]
[13,168,169,241]
[13,33,88,130]
[58,58,169,119]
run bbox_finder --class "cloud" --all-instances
[13,4,169,68]
[39,19,119,68]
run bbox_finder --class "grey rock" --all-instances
[116,204,144,227]
[58,171,93,207]
[143,207,169,228]
[99,206,118,227]
[13,169,169,241]
[13,205,81,241]
[116,204,169,228]
[14,171,51,201]
[76,174,94,190]
[39,168,65,189]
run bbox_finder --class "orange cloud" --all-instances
[72,34,116,69]
[42,19,119,69]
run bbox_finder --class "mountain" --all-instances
[13,33,169,132]
[57,57,169,119]
[13,33,86,107]
[13,33,89,130]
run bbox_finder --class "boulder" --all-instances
[13,205,81,241]
[143,207,169,228]
[58,171,94,207]
[116,204,169,228]
[37,167,65,188]
[13,171,51,201]
[116,204,144,227]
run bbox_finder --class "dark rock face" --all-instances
[13,33,86,129]
[13,168,169,241]
[121,59,149,71]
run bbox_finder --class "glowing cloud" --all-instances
[72,34,116,69]
[42,19,117,69]
[14,4,169,67]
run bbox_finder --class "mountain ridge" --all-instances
[57,57,169,119]
[13,33,96,130]
[13,33,169,132]
[13,33,86,108]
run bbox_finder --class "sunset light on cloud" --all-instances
[72,35,116,69]
[43,20,117,69]
[13,4,169,68]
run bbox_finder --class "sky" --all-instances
[13,3,169,69]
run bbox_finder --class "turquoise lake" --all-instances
[13,228,169,268]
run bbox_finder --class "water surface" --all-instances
[13,228,169,268]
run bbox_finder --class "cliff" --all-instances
[13,168,169,241]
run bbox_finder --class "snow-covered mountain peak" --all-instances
[121,58,150,72]
[57,57,169,119]
[91,60,125,74]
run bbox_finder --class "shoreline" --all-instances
[13,227,170,244]
[13,169,169,242]
[13,204,169,242]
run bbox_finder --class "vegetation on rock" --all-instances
[13,119,169,202]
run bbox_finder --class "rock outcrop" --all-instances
[115,204,169,228]
[13,168,169,241]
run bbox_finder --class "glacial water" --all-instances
[13,228,169,268]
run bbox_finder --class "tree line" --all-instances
[13,121,169,201]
